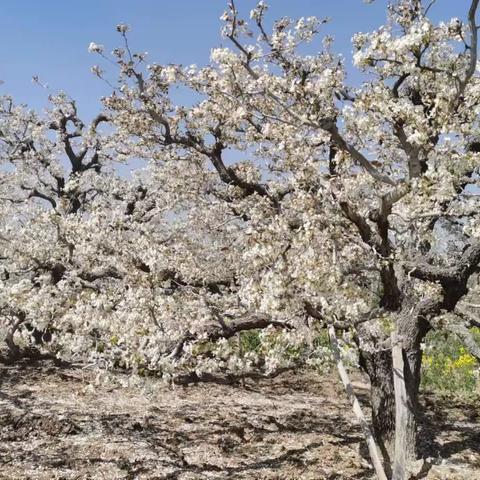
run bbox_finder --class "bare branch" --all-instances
[455,305,480,328]
[338,200,381,250]
[27,189,57,209]
[91,113,109,132]
[435,311,480,362]
[305,302,384,330]
[169,315,292,360]
[424,0,438,16]
[404,242,480,285]
[329,124,397,186]
[448,321,480,362]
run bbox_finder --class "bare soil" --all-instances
[0,360,478,479]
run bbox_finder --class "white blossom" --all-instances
[88,42,104,54]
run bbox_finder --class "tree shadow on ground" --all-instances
[417,392,480,463]
[0,362,378,479]
[1,361,478,479]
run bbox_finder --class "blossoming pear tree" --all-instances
[0,94,125,356]
[2,0,480,476]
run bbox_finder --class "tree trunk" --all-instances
[359,304,429,479]
[392,341,423,479]
[5,315,24,360]
[359,342,423,476]
[359,349,396,468]
[329,326,388,480]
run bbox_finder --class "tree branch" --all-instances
[329,124,397,186]
[169,315,292,360]
[404,242,480,284]
[459,0,480,96]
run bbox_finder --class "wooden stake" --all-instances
[392,335,407,480]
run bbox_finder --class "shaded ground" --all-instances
[0,360,478,479]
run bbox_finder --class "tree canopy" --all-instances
[1,1,480,477]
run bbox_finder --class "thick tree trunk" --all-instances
[359,342,423,475]
[359,350,396,467]
[329,326,388,480]
[357,299,432,476]
[392,341,422,479]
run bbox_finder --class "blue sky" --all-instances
[0,0,471,120]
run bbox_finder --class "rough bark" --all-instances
[392,338,422,480]
[360,345,423,475]
[358,308,427,476]
[329,326,388,480]
[359,349,396,470]
[395,327,424,469]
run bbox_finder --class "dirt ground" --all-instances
[0,360,478,480]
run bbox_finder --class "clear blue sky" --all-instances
[0,0,471,120]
